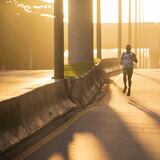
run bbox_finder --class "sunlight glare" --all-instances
[48,153,64,160]
[68,132,109,160]
[42,0,160,23]
[42,0,54,3]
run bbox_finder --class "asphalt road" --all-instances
[25,69,160,160]
[0,70,53,101]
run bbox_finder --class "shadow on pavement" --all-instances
[129,100,160,125]
[27,88,152,160]
[134,72,160,84]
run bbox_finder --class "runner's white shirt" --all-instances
[122,52,134,69]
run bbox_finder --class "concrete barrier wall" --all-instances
[0,63,108,153]
[0,80,77,152]
[67,64,107,106]
[102,58,121,75]
[102,58,120,68]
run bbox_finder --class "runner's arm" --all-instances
[120,53,124,65]
[132,53,138,63]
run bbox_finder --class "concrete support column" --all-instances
[118,0,122,59]
[128,0,131,44]
[142,0,145,68]
[138,0,142,68]
[68,0,94,65]
[54,0,64,79]
[135,0,138,55]
[97,0,101,59]
[149,25,159,68]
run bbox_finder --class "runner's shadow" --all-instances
[129,100,160,125]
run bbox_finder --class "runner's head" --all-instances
[126,44,131,52]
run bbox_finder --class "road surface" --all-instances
[23,69,160,160]
[0,70,53,101]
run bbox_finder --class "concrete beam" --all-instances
[118,0,122,59]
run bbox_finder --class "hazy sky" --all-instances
[98,0,160,23]
[43,0,160,23]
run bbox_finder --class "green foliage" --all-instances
[64,58,101,77]
[94,58,101,65]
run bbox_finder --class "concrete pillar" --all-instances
[135,0,138,55]
[138,0,142,68]
[54,0,64,79]
[97,0,101,59]
[68,0,94,65]
[149,25,159,68]
[128,0,131,44]
[142,0,145,68]
[118,0,122,59]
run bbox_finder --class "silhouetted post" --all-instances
[118,0,122,59]
[54,0,64,79]
[97,0,101,59]
[138,0,142,68]
[135,0,137,54]
[146,23,149,68]
[68,0,94,65]
[128,0,131,44]
[149,23,159,68]
[142,0,145,68]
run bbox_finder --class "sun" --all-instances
[42,0,54,3]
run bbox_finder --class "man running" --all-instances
[120,44,138,96]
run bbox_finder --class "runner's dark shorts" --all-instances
[123,67,133,77]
